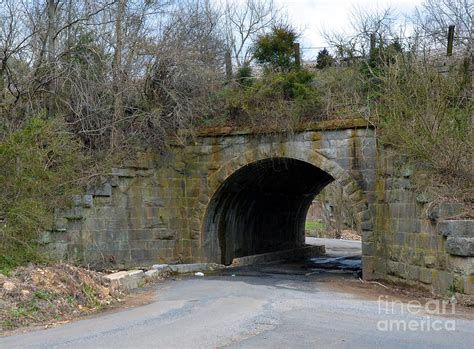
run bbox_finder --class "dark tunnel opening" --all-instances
[203,157,334,265]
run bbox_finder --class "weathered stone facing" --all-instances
[438,220,474,238]
[446,237,474,257]
[42,123,377,270]
[372,146,472,295]
[39,121,474,296]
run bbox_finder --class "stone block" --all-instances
[63,207,83,220]
[395,232,405,245]
[464,275,474,295]
[387,260,399,275]
[143,197,165,207]
[400,165,413,178]
[87,182,112,197]
[416,219,435,234]
[398,219,415,233]
[38,231,51,245]
[361,221,373,231]
[416,234,431,250]
[135,169,154,177]
[387,178,411,190]
[362,242,375,256]
[303,132,322,141]
[168,263,225,274]
[105,270,144,290]
[144,269,160,279]
[53,217,68,232]
[423,255,436,268]
[416,193,434,204]
[428,202,464,221]
[407,265,420,281]
[358,209,372,222]
[72,195,82,207]
[83,195,93,208]
[151,264,172,272]
[145,266,172,279]
[446,237,474,257]
[323,130,353,140]
[448,256,474,274]
[432,270,455,295]
[319,148,337,159]
[419,268,433,284]
[362,256,377,280]
[46,242,69,260]
[438,220,474,238]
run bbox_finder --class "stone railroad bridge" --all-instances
[45,119,474,296]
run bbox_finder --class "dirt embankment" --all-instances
[0,264,124,333]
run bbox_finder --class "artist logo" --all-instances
[377,296,456,332]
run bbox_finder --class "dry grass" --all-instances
[0,264,124,332]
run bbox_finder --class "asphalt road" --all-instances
[1,239,473,349]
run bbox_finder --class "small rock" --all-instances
[3,281,16,292]
[20,289,30,297]
[194,272,204,277]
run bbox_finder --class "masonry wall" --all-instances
[41,122,377,269]
[368,146,474,295]
[40,123,473,296]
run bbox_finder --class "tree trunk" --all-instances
[46,0,58,116]
[111,0,126,150]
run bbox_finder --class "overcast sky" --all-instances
[275,0,424,58]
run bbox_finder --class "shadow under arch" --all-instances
[202,154,368,265]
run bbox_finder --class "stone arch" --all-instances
[201,146,372,264]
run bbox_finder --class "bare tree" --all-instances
[414,0,473,51]
[223,0,280,67]
[322,5,399,60]
[145,0,226,146]
[1,0,228,150]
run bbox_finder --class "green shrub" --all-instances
[377,59,473,189]
[236,65,253,87]
[253,25,299,72]
[313,65,366,117]
[316,48,335,69]
[215,69,322,128]
[0,116,86,269]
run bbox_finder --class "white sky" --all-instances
[275,0,424,58]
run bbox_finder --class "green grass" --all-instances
[305,219,325,231]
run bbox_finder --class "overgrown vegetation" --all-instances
[212,69,323,129]
[377,59,473,189]
[0,264,123,331]
[253,25,300,71]
[204,26,325,129]
[0,118,88,271]
[316,1,473,198]
[0,0,472,270]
